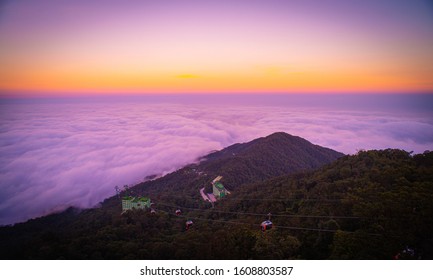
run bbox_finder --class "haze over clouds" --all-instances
[1,95,432,225]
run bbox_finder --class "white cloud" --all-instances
[0,98,432,225]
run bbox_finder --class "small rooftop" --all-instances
[122,196,150,201]
[214,181,225,191]
[207,193,217,202]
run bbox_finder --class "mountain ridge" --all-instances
[96,132,343,214]
[194,132,344,191]
[1,132,343,228]
[1,133,431,260]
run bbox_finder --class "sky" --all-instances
[1,0,433,95]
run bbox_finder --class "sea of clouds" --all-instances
[1,95,432,225]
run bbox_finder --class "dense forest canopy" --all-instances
[1,133,431,260]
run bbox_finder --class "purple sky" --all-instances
[0,94,432,225]
[1,0,432,93]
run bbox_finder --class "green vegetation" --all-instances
[0,133,431,259]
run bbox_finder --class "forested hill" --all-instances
[198,132,345,188]
[100,132,344,209]
[1,134,432,260]
[219,149,433,259]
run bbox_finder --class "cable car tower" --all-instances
[114,186,121,198]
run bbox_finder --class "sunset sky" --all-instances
[1,0,433,95]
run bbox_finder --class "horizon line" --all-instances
[1,90,433,99]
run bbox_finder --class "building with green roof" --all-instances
[212,181,227,199]
[122,196,151,212]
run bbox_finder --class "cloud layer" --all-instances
[1,97,432,225]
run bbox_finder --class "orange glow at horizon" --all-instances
[1,63,431,94]
[1,0,432,96]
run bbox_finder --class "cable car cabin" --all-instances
[185,220,193,230]
[260,220,273,232]
[175,209,182,216]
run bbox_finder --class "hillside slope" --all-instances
[5,135,432,259]
[217,149,433,259]
[100,132,343,211]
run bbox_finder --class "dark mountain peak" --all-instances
[204,132,336,161]
[264,131,299,140]
[251,131,313,147]
[199,132,344,189]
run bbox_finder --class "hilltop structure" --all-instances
[199,176,230,204]
[212,181,227,199]
[211,176,229,200]
[121,196,151,212]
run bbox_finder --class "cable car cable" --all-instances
[156,201,363,219]
[157,208,382,236]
